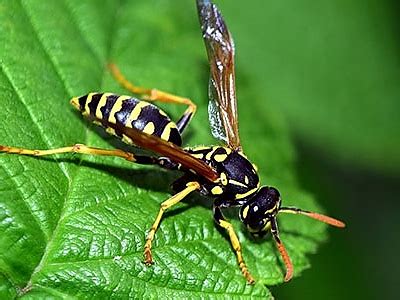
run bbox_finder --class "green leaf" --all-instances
[0,1,331,298]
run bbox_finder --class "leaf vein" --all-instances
[23,0,127,291]
[61,0,104,66]
[19,0,72,180]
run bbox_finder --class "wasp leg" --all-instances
[108,63,196,134]
[213,205,255,284]
[144,181,200,265]
[0,144,138,162]
[0,143,184,171]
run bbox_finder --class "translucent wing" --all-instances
[207,84,226,142]
[98,117,219,182]
[197,0,241,149]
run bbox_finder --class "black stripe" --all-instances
[131,105,182,145]
[88,93,102,116]
[133,105,170,136]
[190,147,212,154]
[115,98,139,125]
[135,155,157,165]
[100,94,119,121]
[168,127,182,146]
[78,95,87,111]
[213,147,227,156]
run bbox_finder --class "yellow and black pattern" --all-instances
[185,146,260,203]
[71,93,182,146]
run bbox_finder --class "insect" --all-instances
[0,0,345,284]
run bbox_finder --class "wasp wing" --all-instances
[98,118,219,182]
[197,0,241,150]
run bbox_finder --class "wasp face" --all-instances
[239,186,281,234]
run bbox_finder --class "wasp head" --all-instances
[239,186,281,234]
[238,185,345,281]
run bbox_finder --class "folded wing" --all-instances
[197,0,241,150]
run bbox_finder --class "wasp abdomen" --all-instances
[71,93,182,146]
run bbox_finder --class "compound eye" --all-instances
[240,204,266,232]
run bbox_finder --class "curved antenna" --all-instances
[279,207,346,228]
[271,219,293,282]
[272,207,345,281]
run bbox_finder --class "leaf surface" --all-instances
[0,1,331,298]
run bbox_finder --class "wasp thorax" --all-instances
[239,186,281,233]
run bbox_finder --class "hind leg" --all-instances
[0,143,177,170]
[108,63,196,134]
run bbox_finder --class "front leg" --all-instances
[213,205,255,284]
[144,181,200,264]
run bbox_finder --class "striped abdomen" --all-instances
[71,93,182,146]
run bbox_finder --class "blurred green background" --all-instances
[218,0,400,299]
[1,0,399,298]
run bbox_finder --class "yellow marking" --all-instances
[118,95,133,101]
[205,150,214,161]
[252,163,258,172]
[108,96,128,123]
[70,97,79,110]
[229,179,247,188]
[244,176,249,185]
[205,146,219,161]
[247,221,270,233]
[214,153,228,162]
[235,187,259,200]
[211,186,223,195]
[262,221,271,231]
[161,122,177,141]
[220,173,228,185]
[122,134,134,145]
[84,93,96,114]
[143,122,155,135]
[192,146,212,151]
[106,127,116,135]
[126,101,150,127]
[191,153,204,159]
[208,147,231,162]
[96,93,113,119]
[265,203,279,214]
[158,109,168,117]
[241,205,249,219]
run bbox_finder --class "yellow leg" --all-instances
[218,219,255,284]
[0,144,136,162]
[108,63,197,117]
[144,181,200,265]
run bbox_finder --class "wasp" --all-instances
[0,0,345,283]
